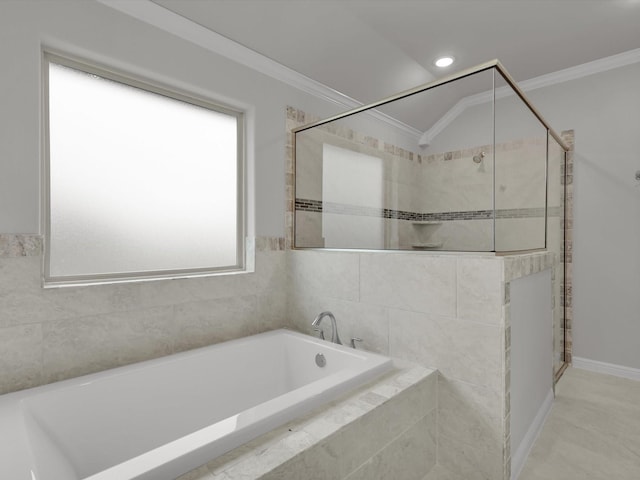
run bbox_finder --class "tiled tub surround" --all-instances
[288,249,556,480]
[0,234,287,395]
[1,330,393,480]
[177,364,437,480]
[291,106,552,252]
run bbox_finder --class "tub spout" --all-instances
[311,311,342,345]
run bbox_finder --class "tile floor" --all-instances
[519,367,640,480]
[425,367,640,480]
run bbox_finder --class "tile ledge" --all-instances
[178,363,435,480]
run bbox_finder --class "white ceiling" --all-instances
[150,0,640,131]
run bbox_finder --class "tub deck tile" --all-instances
[179,363,436,480]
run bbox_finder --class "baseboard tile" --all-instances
[572,357,640,381]
[511,389,554,480]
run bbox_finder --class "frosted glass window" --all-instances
[45,57,244,284]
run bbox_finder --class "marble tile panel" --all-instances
[345,410,437,480]
[135,270,256,308]
[288,250,360,301]
[0,323,43,394]
[127,250,279,310]
[251,250,287,292]
[320,374,436,477]
[43,281,144,319]
[205,429,287,475]
[456,257,504,323]
[298,400,373,443]
[0,255,41,292]
[41,306,175,383]
[438,433,504,480]
[171,295,258,353]
[256,288,289,332]
[422,464,462,480]
[258,435,342,480]
[2,277,145,328]
[360,253,456,316]
[389,308,503,390]
[438,376,503,447]
[388,309,440,369]
[0,289,72,328]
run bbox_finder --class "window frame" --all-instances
[42,51,247,287]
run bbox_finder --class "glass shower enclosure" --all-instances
[292,60,569,377]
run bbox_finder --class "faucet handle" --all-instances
[313,326,325,340]
[350,337,363,349]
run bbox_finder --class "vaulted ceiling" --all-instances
[149,0,640,133]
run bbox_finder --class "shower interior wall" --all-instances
[294,113,551,253]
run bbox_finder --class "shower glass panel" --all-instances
[294,68,495,251]
[548,135,567,376]
[293,62,567,255]
[494,71,548,252]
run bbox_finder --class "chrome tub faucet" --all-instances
[311,311,342,345]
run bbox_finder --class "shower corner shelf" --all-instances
[411,221,442,225]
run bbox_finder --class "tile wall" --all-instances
[287,248,555,480]
[0,234,287,395]
[287,106,566,479]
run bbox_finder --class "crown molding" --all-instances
[96,0,422,139]
[97,1,640,146]
[518,47,640,92]
[421,47,640,147]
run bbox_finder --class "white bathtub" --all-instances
[0,329,392,480]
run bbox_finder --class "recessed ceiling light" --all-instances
[434,56,455,68]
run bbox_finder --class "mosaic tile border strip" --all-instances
[0,235,285,258]
[296,198,560,221]
[255,236,286,252]
[561,129,574,364]
[0,234,42,257]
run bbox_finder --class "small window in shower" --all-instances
[322,144,384,249]
[44,52,245,286]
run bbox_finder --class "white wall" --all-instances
[526,63,640,370]
[0,1,346,237]
[509,269,553,472]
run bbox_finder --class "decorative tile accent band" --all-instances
[296,198,560,221]
[255,236,286,252]
[561,129,574,364]
[0,234,42,257]
[0,235,285,257]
